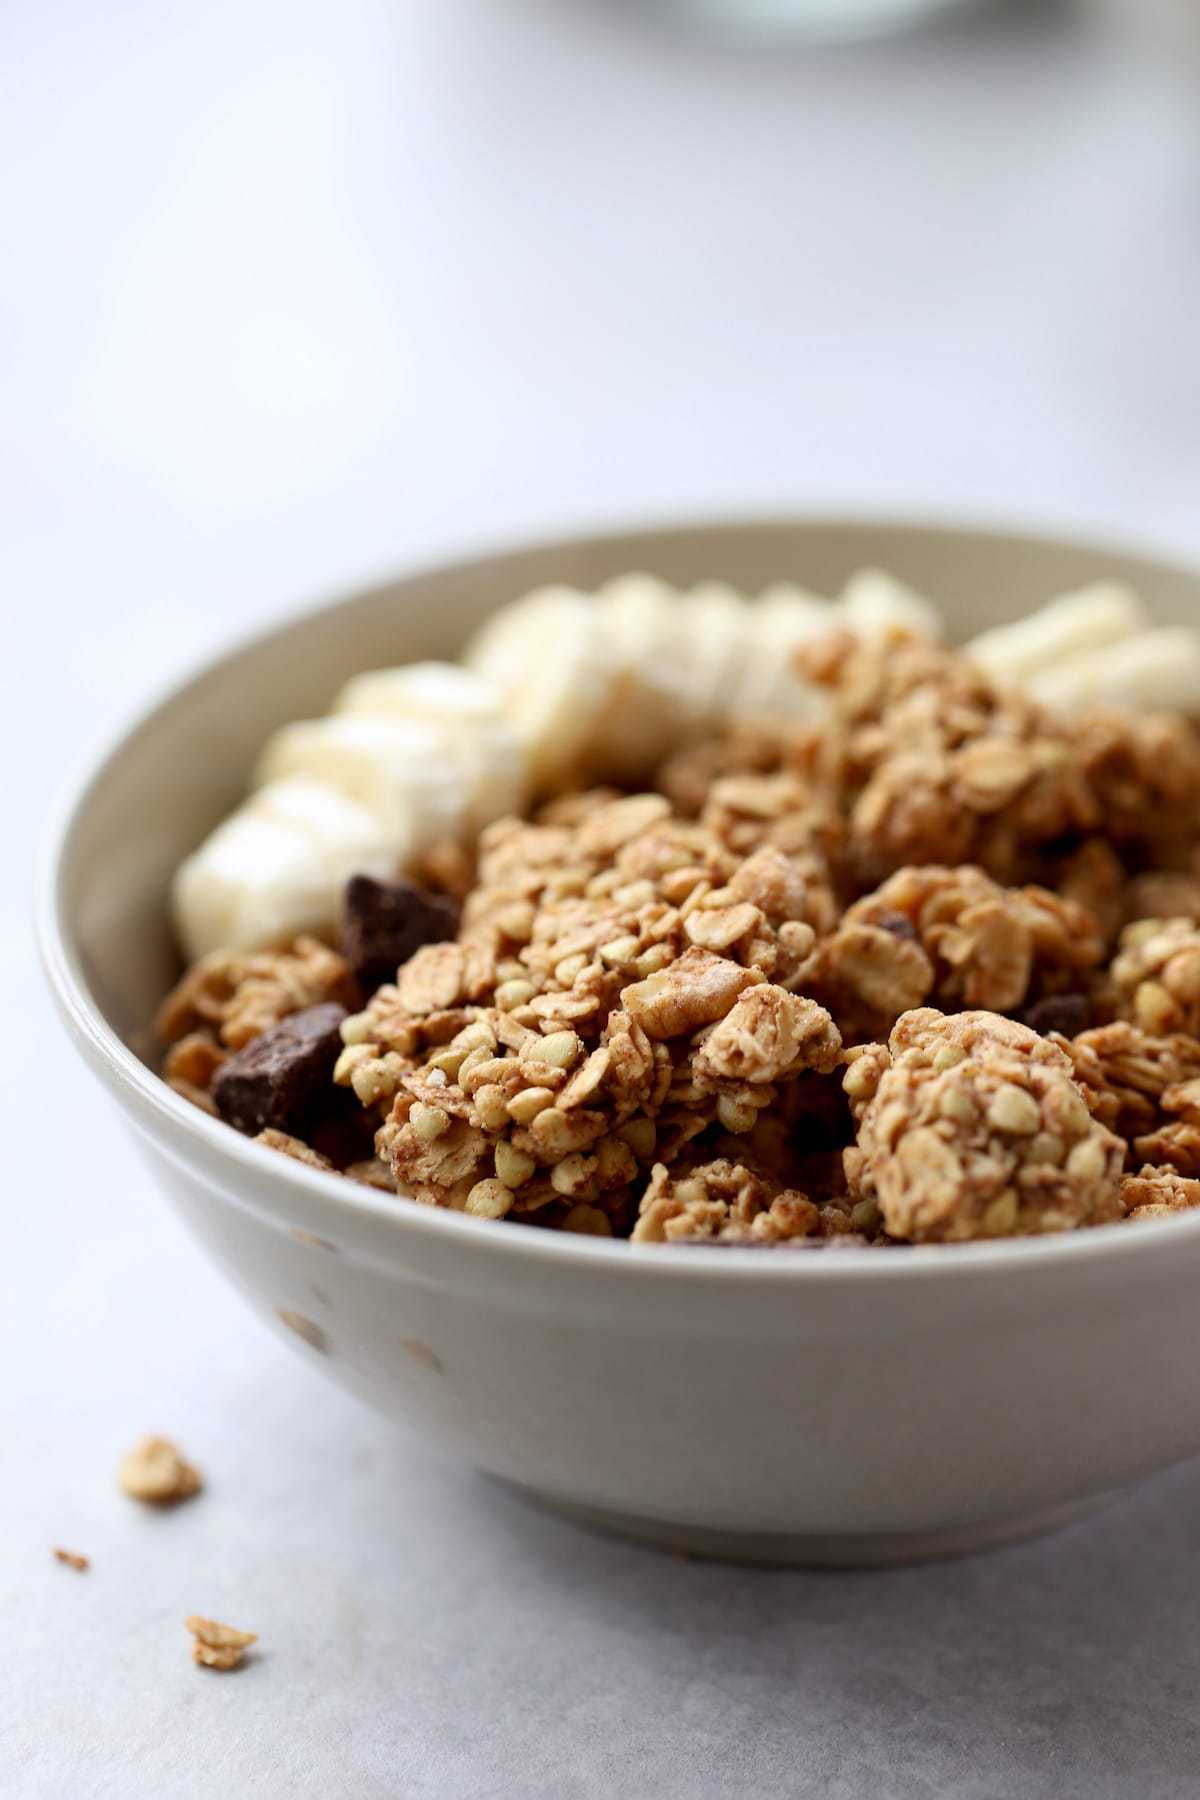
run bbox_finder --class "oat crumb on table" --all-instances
[185,1616,258,1671]
[118,1436,203,1505]
[52,1548,89,1572]
[154,615,1200,1248]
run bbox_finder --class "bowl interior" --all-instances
[54,516,1200,1059]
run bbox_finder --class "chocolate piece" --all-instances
[340,874,460,993]
[213,1003,347,1137]
[1021,994,1092,1040]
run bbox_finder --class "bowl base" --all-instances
[504,1484,1120,1568]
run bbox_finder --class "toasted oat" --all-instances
[255,1128,336,1171]
[118,1436,203,1505]
[842,866,1103,1019]
[185,1616,258,1671]
[1064,1023,1200,1141]
[1121,1164,1200,1222]
[158,936,356,1052]
[1111,919,1200,1039]
[692,986,842,1090]
[53,1547,90,1572]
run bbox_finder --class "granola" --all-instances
[156,598,1200,1249]
[844,1009,1126,1241]
[118,1436,203,1505]
[185,1616,258,1671]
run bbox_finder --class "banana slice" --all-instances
[590,573,693,779]
[1027,627,1200,717]
[464,586,621,793]
[731,583,834,723]
[171,786,392,960]
[965,582,1148,686]
[333,660,528,829]
[837,568,942,641]
[676,582,752,732]
[254,716,466,846]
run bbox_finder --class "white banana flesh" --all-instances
[464,586,621,792]
[333,660,528,829]
[590,573,695,779]
[732,584,834,723]
[676,582,752,732]
[171,784,393,961]
[254,715,466,846]
[837,568,942,641]
[1027,627,1200,717]
[965,582,1148,686]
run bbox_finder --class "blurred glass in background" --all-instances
[645,0,1199,58]
[646,0,986,41]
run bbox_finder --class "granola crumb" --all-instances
[185,1616,258,1671]
[118,1436,203,1506]
[53,1547,90,1572]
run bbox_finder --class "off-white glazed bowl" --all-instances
[39,517,1200,1566]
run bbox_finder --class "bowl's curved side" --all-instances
[118,1082,1200,1557]
[37,513,1200,1560]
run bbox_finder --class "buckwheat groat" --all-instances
[844,1009,1125,1242]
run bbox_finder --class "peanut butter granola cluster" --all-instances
[158,624,1200,1248]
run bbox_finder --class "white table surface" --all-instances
[5,3,1200,1794]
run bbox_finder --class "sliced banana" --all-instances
[731,583,834,723]
[254,715,466,846]
[1027,627,1200,717]
[464,586,621,793]
[589,573,693,779]
[333,660,528,829]
[965,581,1148,686]
[677,581,752,732]
[171,790,392,961]
[837,568,942,641]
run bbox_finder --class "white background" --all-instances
[4,2,1200,1794]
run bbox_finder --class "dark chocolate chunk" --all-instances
[1021,994,1092,1040]
[340,874,459,993]
[213,1003,348,1137]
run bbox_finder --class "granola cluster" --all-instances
[157,625,1200,1247]
[339,797,844,1234]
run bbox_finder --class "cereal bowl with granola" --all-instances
[40,517,1200,1564]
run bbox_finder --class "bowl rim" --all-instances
[36,507,1200,1285]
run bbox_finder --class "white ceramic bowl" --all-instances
[39,517,1200,1566]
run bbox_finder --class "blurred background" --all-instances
[5,3,1200,1792]
[3,0,1198,749]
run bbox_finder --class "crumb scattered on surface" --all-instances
[53,1547,89,1572]
[118,1435,203,1505]
[185,1616,258,1670]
